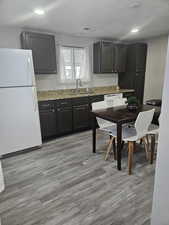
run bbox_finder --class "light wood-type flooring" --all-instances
[0,130,156,225]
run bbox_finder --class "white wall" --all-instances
[151,36,169,225]
[144,36,168,102]
[0,27,118,90]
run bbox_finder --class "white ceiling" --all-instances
[0,0,169,40]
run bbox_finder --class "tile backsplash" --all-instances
[35,73,118,91]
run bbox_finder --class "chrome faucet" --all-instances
[75,79,82,93]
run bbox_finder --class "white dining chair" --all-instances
[105,109,155,174]
[146,115,160,163]
[92,101,114,129]
[92,100,130,160]
[147,115,160,136]
[92,101,120,160]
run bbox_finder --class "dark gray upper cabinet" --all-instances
[93,41,114,73]
[114,44,127,73]
[126,43,147,72]
[118,43,147,104]
[20,32,57,74]
[100,41,114,73]
[93,41,127,73]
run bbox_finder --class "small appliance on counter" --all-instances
[0,49,42,156]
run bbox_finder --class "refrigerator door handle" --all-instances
[32,88,38,112]
[27,57,31,85]
[27,53,35,86]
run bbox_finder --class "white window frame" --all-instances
[59,45,90,83]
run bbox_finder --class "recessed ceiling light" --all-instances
[131,28,139,33]
[129,1,141,8]
[34,9,45,15]
[83,27,90,31]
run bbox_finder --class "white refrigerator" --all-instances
[0,49,42,156]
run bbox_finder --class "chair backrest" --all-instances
[135,109,155,138]
[92,101,114,129]
[158,114,161,125]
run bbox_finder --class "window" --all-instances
[60,46,90,83]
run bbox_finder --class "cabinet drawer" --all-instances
[57,99,72,108]
[72,97,89,106]
[38,101,55,111]
[89,95,104,103]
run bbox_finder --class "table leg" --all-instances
[150,134,155,164]
[92,115,96,153]
[117,123,122,170]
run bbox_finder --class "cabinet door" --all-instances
[126,43,147,72]
[93,42,101,73]
[118,72,135,89]
[57,107,73,134]
[39,110,57,139]
[101,42,114,73]
[136,44,147,72]
[73,104,90,131]
[21,32,57,74]
[114,45,127,72]
[134,72,145,104]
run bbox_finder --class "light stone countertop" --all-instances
[37,86,134,101]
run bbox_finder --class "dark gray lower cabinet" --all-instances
[39,97,91,139]
[89,95,104,103]
[39,93,132,140]
[57,107,73,134]
[39,101,57,139]
[39,109,57,139]
[73,104,90,131]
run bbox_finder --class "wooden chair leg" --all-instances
[105,137,114,161]
[121,141,125,151]
[112,139,124,161]
[140,138,143,145]
[142,136,150,160]
[128,141,135,175]
[113,137,117,160]
[150,134,155,164]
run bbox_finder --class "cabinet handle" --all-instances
[60,102,68,105]
[41,104,50,107]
